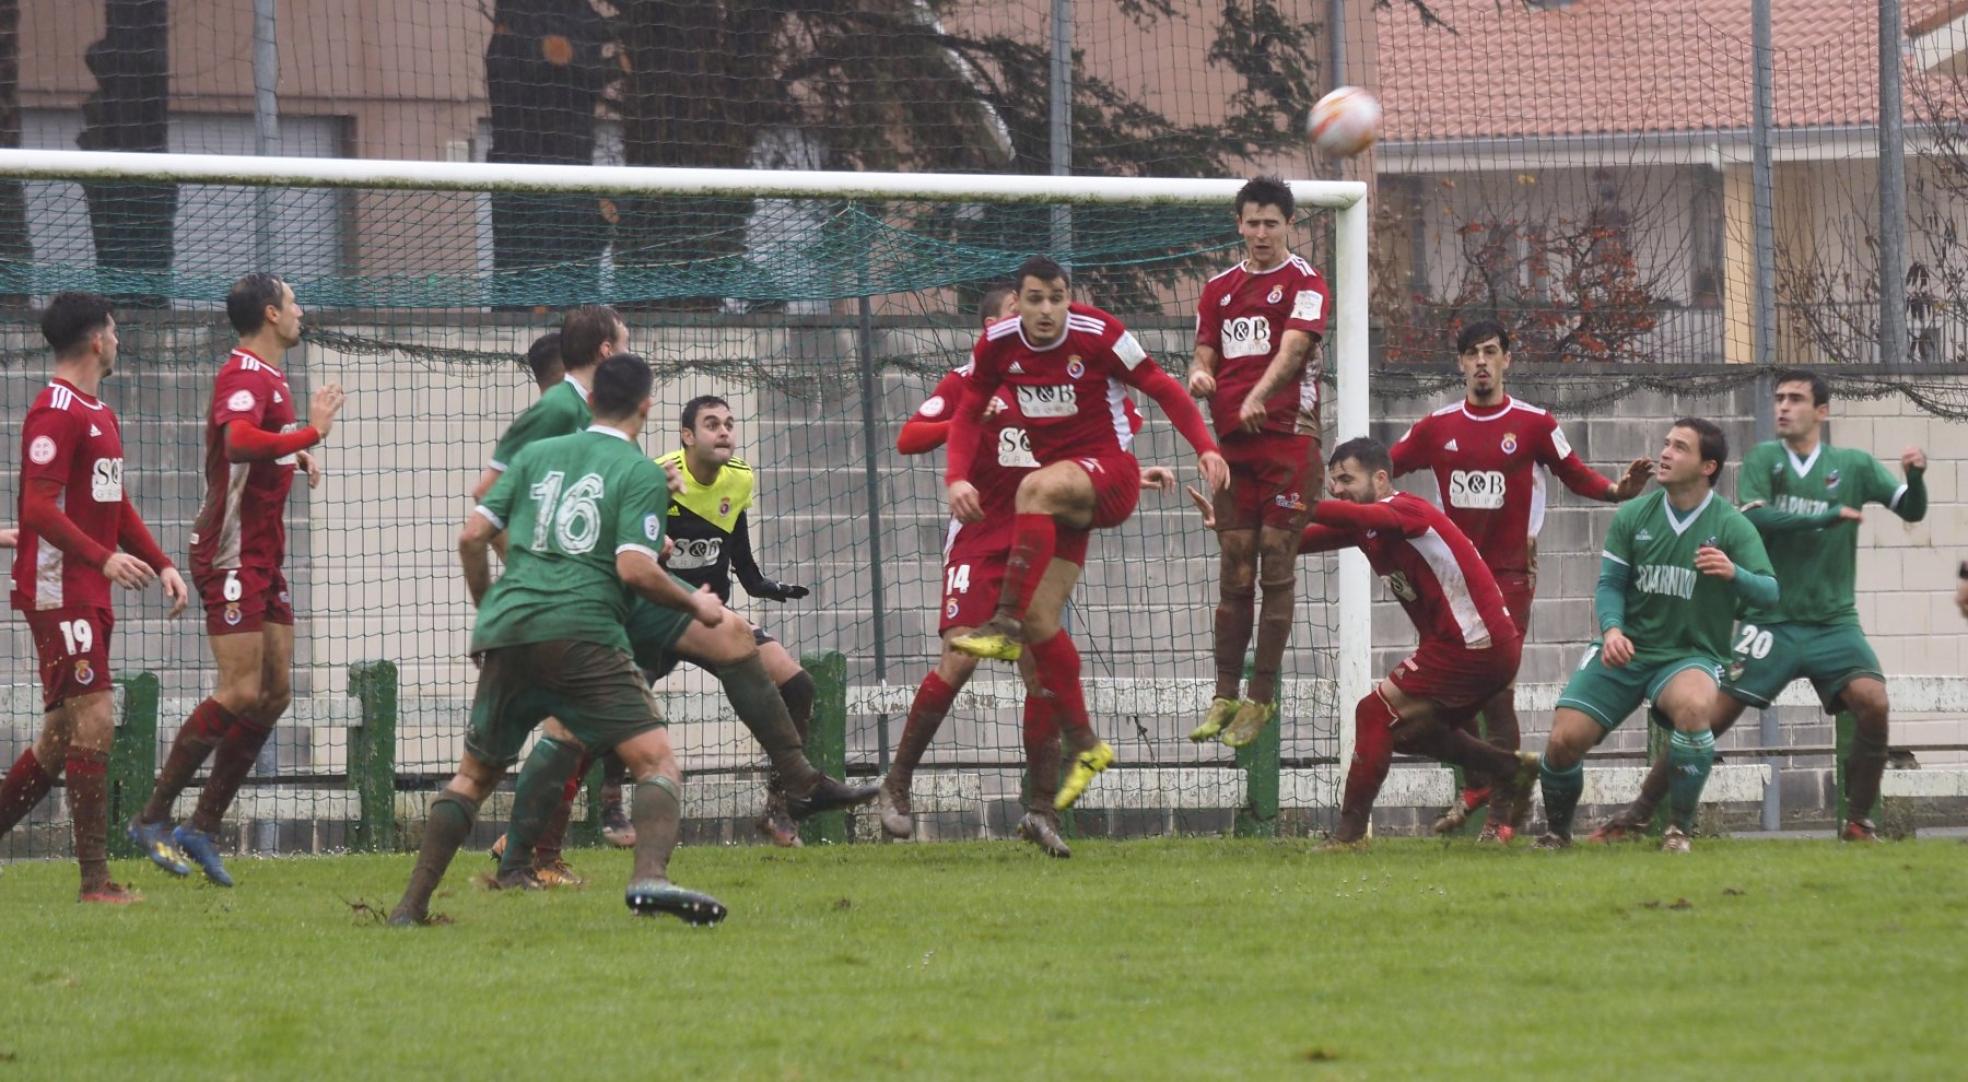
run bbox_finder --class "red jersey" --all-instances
[12,380,126,612]
[189,348,300,572]
[1300,492,1517,650]
[1388,397,1610,577]
[1195,255,1329,438]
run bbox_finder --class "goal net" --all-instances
[0,150,1369,852]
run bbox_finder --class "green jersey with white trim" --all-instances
[1601,489,1772,661]
[488,377,591,472]
[1737,440,1906,626]
[471,426,671,654]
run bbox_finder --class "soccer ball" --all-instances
[1308,86,1381,158]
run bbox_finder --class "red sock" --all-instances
[1054,526,1090,567]
[1341,689,1398,824]
[1022,691,1059,747]
[561,753,593,803]
[888,672,958,790]
[997,513,1058,622]
[1028,631,1089,735]
[0,749,59,837]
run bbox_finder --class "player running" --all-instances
[1536,419,1777,852]
[1,293,188,903]
[1191,437,1538,847]
[1592,371,1926,843]
[1389,321,1651,836]
[945,255,1227,811]
[128,273,345,886]
[1185,177,1330,750]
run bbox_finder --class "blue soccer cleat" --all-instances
[126,818,191,877]
[171,824,235,887]
[625,879,726,925]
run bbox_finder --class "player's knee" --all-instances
[1021,612,1062,642]
[258,685,293,722]
[1257,537,1298,592]
[1845,682,1890,731]
[778,670,816,726]
[935,645,980,686]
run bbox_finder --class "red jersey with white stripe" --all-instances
[1195,255,1328,438]
[1302,492,1516,650]
[189,348,300,573]
[11,381,125,612]
[1388,397,1607,577]
[962,303,1153,464]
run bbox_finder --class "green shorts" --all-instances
[1722,620,1882,713]
[1554,643,1724,731]
[625,592,699,675]
[466,639,664,768]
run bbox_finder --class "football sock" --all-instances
[887,671,957,795]
[996,513,1056,625]
[1632,753,1672,822]
[1022,693,1061,810]
[0,749,57,838]
[1396,721,1519,782]
[602,749,630,786]
[532,760,589,867]
[1666,729,1716,832]
[65,749,111,892]
[140,697,235,825]
[1337,689,1397,841]
[1212,561,1256,702]
[1844,720,1889,823]
[500,738,583,878]
[394,788,478,922]
[189,716,274,835]
[1249,546,1299,703]
[720,655,821,793]
[1539,754,1585,838]
[1028,631,1089,737]
[778,671,815,743]
[630,775,683,883]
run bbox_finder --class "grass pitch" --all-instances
[2,836,1965,1080]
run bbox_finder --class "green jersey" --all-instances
[471,425,671,654]
[1738,440,1915,626]
[488,376,592,471]
[1602,489,1773,661]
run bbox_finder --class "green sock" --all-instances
[1667,729,1716,832]
[502,738,583,878]
[393,789,478,922]
[1539,754,1584,839]
[719,656,820,793]
[630,776,683,884]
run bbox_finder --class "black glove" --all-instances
[751,579,810,603]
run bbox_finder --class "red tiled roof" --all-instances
[1376,0,1960,142]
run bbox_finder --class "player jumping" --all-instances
[1537,419,1777,852]
[1389,321,1650,836]
[945,255,1227,811]
[1,293,188,902]
[128,273,345,886]
[1185,177,1330,750]
[1592,371,1925,843]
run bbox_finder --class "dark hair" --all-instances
[681,394,730,430]
[1328,436,1393,476]
[976,282,1015,328]
[1671,416,1728,487]
[524,332,563,384]
[1773,368,1830,408]
[1015,255,1069,290]
[1456,320,1511,355]
[591,352,654,419]
[226,272,288,335]
[560,305,623,370]
[1234,176,1295,221]
[41,292,115,356]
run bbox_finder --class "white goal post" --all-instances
[0,147,1374,769]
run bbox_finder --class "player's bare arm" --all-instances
[1187,343,1220,398]
[0,526,15,548]
[618,550,722,626]
[1236,329,1314,433]
[458,509,499,605]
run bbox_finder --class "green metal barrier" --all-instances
[347,661,398,852]
[1234,668,1282,838]
[1832,709,1882,826]
[799,651,848,845]
[107,672,159,859]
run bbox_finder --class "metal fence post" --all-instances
[108,672,159,859]
[799,651,849,845]
[347,661,398,853]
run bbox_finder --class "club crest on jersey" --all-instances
[944,599,960,620]
[1266,285,1284,304]
[1066,357,1086,379]
[1825,469,1842,491]
[224,602,243,626]
[28,435,55,465]
[73,660,94,686]
[227,389,256,412]
[1727,659,1747,683]
[1501,432,1519,454]
[718,497,732,517]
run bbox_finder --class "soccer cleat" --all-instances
[1015,811,1072,859]
[786,775,880,820]
[1497,752,1540,834]
[1220,701,1277,749]
[531,858,587,889]
[626,879,728,925]
[1430,787,1491,835]
[874,782,913,840]
[950,629,1022,662]
[1532,832,1572,850]
[1189,698,1238,743]
[1840,818,1881,843]
[171,825,235,887]
[482,866,545,891]
[601,798,636,848]
[1659,825,1693,854]
[126,819,191,877]
[755,792,804,848]
[79,881,142,905]
[1054,741,1115,811]
[1475,823,1513,845]
[1586,820,1643,845]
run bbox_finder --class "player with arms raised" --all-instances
[128,273,344,886]
[1390,321,1651,836]
[1537,419,1776,852]
[1185,177,1330,750]
[0,292,188,902]
[945,256,1227,810]
[1593,371,1925,842]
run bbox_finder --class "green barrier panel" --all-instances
[799,651,848,845]
[348,661,399,853]
[1233,666,1281,838]
[108,672,159,859]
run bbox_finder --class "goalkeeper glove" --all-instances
[750,579,809,603]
